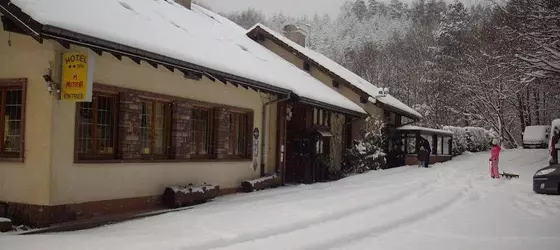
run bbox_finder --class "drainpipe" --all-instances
[260,93,293,177]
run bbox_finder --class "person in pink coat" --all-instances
[489,139,501,179]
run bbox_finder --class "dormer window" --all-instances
[303,62,311,72]
[332,80,340,88]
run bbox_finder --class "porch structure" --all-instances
[387,125,454,168]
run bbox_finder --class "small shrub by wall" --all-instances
[343,117,386,175]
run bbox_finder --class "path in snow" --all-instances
[1,149,559,250]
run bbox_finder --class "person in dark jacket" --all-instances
[418,138,431,168]
[417,140,426,168]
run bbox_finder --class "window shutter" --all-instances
[213,107,230,159]
[246,111,254,159]
[118,92,142,160]
[171,101,192,160]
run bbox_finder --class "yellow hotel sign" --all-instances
[61,50,94,102]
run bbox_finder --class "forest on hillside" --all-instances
[218,0,560,147]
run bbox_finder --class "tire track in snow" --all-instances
[218,167,428,206]
[309,192,466,250]
[198,169,435,215]
[180,180,436,250]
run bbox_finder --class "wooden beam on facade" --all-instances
[360,95,369,104]
[216,76,228,85]
[164,65,174,72]
[130,57,141,65]
[204,73,216,82]
[147,61,158,69]
[91,48,103,56]
[111,53,122,60]
[57,39,70,49]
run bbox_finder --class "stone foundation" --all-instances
[1,187,239,227]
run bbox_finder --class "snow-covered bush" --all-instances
[343,117,386,174]
[444,126,495,155]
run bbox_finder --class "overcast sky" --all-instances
[197,0,483,17]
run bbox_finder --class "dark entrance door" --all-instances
[311,130,331,182]
[284,103,313,183]
[285,136,311,183]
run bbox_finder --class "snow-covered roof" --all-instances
[248,23,422,119]
[6,0,366,115]
[396,125,454,136]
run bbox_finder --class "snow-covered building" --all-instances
[247,23,426,169]
[0,0,367,226]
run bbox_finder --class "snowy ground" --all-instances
[1,149,559,250]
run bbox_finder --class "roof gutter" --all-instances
[299,97,366,118]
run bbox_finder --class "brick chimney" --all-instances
[176,0,191,10]
[283,24,306,47]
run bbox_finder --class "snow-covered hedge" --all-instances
[343,117,386,174]
[443,126,496,156]
[465,127,489,152]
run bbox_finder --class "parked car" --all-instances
[523,125,550,149]
[533,164,560,195]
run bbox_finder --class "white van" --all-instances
[523,125,551,149]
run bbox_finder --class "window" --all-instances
[406,134,416,154]
[443,137,451,155]
[140,100,171,157]
[0,82,24,158]
[438,136,444,155]
[332,80,340,88]
[313,108,318,124]
[191,107,213,157]
[344,117,353,148]
[228,112,249,158]
[323,111,330,126]
[431,135,437,155]
[303,62,311,71]
[74,85,257,162]
[77,94,117,159]
[316,139,324,154]
[313,108,330,127]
